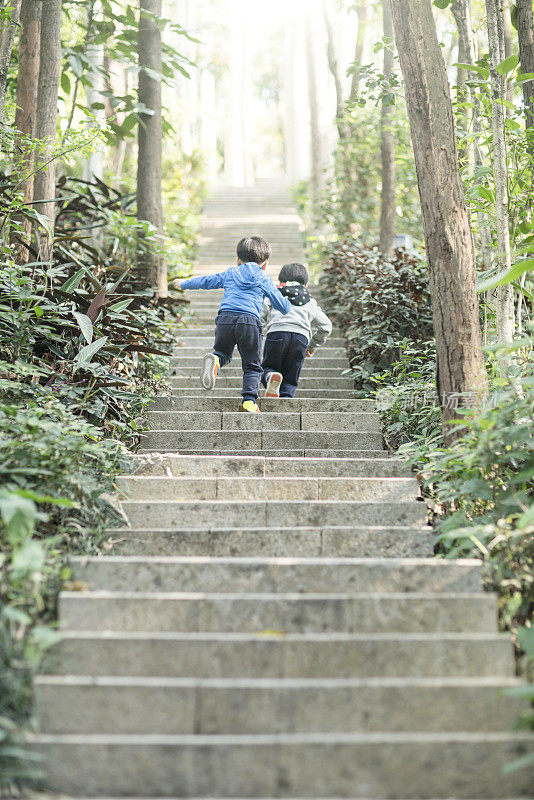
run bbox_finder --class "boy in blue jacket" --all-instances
[176,236,291,412]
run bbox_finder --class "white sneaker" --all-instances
[200,353,220,390]
[265,371,283,398]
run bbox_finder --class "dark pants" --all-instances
[261,331,308,398]
[213,312,263,402]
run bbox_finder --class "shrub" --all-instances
[0,398,128,786]
[372,339,441,450]
[319,239,434,393]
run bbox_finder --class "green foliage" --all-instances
[0,399,129,785]
[394,346,534,634]
[3,175,187,441]
[372,340,441,451]
[0,174,190,785]
[59,0,197,143]
[319,239,434,393]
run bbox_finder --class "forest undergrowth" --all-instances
[0,170,203,786]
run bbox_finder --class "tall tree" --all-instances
[305,2,323,209]
[515,0,534,334]
[349,1,368,102]
[137,0,166,296]
[323,0,346,140]
[486,0,515,351]
[0,0,21,120]
[84,0,105,183]
[517,0,534,133]
[450,0,492,264]
[378,0,396,255]
[32,0,61,263]
[390,0,487,436]
[12,0,41,263]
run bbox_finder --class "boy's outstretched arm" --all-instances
[308,306,333,352]
[177,272,226,291]
[264,278,291,314]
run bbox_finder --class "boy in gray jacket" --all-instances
[260,263,332,398]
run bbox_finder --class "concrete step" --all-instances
[172,350,348,362]
[116,476,418,502]
[137,450,392,459]
[139,430,383,452]
[169,389,360,400]
[171,356,349,369]
[119,499,424,528]
[31,731,534,797]
[68,557,481,594]
[173,367,350,380]
[130,454,410,477]
[170,377,353,390]
[46,631,515,678]
[149,397,375,412]
[106,526,433,558]
[35,676,522,735]
[58,591,496,634]
[143,412,380,432]
[178,329,344,342]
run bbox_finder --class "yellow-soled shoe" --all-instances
[239,400,261,413]
[200,353,220,390]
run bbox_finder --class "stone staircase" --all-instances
[195,181,306,273]
[32,184,533,797]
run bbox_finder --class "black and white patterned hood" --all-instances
[277,282,311,307]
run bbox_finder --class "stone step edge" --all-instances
[105,525,431,534]
[68,556,475,567]
[27,731,534,744]
[55,631,505,642]
[60,591,488,601]
[35,675,521,688]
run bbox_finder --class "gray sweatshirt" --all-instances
[260,293,333,351]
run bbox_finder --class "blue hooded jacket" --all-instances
[181,263,292,320]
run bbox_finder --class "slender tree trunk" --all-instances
[451,0,473,166]
[390,0,488,438]
[84,0,105,183]
[32,0,61,263]
[137,0,166,296]
[323,0,346,140]
[452,0,474,93]
[502,0,514,107]
[305,3,323,209]
[517,0,534,134]
[11,0,41,263]
[379,0,396,256]
[349,2,367,103]
[486,0,515,351]
[515,0,534,336]
[0,0,21,120]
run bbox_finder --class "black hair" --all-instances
[278,262,309,286]
[236,236,271,265]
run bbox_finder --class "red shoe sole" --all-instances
[265,372,283,398]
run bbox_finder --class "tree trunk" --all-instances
[323,0,346,140]
[486,0,515,351]
[349,2,367,103]
[0,0,21,120]
[502,0,514,107]
[379,0,396,256]
[12,0,41,264]
[517,0,534,133]
[451,0,473,166]
[84,0,105,183]
[137,0,166,296]
[32,0,61,263]
[305,3,323,209]
[390,0,488,437]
